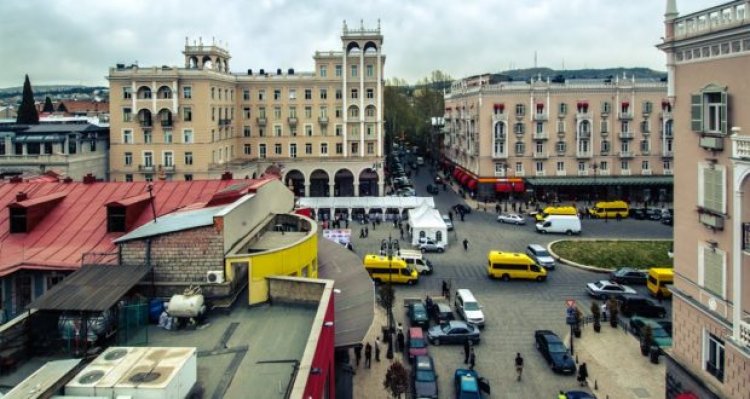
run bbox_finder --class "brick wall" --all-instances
[120,226,227,298]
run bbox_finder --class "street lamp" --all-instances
[590,162,599,202]
[381,235,400,359]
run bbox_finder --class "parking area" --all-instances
[348,167,673,398]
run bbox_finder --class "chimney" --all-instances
[288,68,295,75]
[16,192,28,202]
[247,69,253,75]
[221,171,233,180]
[277,68,282,75]
[259,68,265,75]
[9,176,22,183]
[63,177,73,183]
[83,173,96,184]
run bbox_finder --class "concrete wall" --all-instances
[268,276,325,305]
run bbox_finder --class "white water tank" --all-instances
[166,294,205,318]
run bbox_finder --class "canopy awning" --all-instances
[459,174,471,185]
[467,179,478,190]
[495,183,512,193]
[525,176,673,187]
[13,135,66,143]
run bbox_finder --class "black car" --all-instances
[426,321,480,345]
[408,302,430,328]
[534,330,577,374]
[615,295,667,318]
[452,204,472,215]
[630,208,647,220]
[610,267,648,285]
[661,215,673,225]
[412,355,438,399]
[426,184,440,195]
[432,303,455,324]
[646,209,662,220]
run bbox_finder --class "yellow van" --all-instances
[647,267,674,299]
[487,251,548,282]
[363,254,419,285]
[534,206,578,222]
[589,200,629,219]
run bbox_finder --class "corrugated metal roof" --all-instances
[115,205,227,243]
[3,359,82,399]
[28,264,151,311]
[0,179,253,277]
[525,176,674,186]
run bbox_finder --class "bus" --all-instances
[487,251,547,281]
[363,254,419,285]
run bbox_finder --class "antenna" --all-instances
[534,51,538,69]
[147,184,158,223]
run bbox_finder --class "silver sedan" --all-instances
[497,213,526,225]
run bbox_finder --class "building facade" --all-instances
[441,75,673,203]
[108,21,385,197]
[658,1,750,398]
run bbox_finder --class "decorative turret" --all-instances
[183,36,231,73]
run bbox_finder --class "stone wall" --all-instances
[268,276,324,305]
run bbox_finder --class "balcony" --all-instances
[661,110,673,120]
[662,150,674,158]
[641,150,651,156]
[619,132,634,139]
[494,170,507,177]
[599,169,611,176]
[139,120,153,128]
[138,164,155,172]
[576,110,592,119]
[739,318,750,349]
[535,170,546,177]
[160,120,173,127]
[158,164,176,173]
[556,170,567,176]
[732,135,750,159]
[619,151,634,158]
[642,169,652,175]
[492,113,507,123]
[318,116,329,126]
[578,170,589,176]
[664,169,674,175]
[288,117,298,127]
[218,119,232,127]
[532,152,548,160]
[515,170,526,177]
[533,132,548,140]
[256,117,267,126]
[533,112,548,121]
[492,152,508,159]
[699,212,725,230]
[618,112,633,121]
[621,169,631,176]
[576,151,592,159]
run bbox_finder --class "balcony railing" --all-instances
[533,132,548,140]
[739,318,750,348]
[494,170,506,177]
[492,152,508,159]
[257,117,267,126]
[732,135,750,159]
[492,113,507,123]
[662,150,674,157]
[532,152,548,160]
[535,170,546,177]
[218,119,232,127]
[618,112,633,120]
[621,169,631,176]
[533,112,548,121]
[576,151,592,159]
[160,120,173,127]
[664,169,674,175]
[642,170,652,175]
[619,132,634,139]
[578,170,589,176]
[674,1,749,41]
[743,223,750,252]
[556,170,567,176]
[619,151,634,158]
[139,120,153,128]
[138,164,155,172]
[318,116,329,126]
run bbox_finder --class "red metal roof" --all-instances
[0,179,261,277]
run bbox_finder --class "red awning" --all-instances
[622,101,630,106]
[536,102,544,108]
[493,103,505,110]
[675,394,699,399]
[459,174,471,185]
[445,107,452,111]
[513,181,525,192]
[452,169,462,179]
[467,179,478,190]
[495,183,512,193]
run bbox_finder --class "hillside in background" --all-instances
[493,67,667,82]
[0,85,108,102]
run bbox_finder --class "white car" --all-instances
[586,280,637,299]
[418,238,445,253]
[442,214,454,231]
[497,213,526,225]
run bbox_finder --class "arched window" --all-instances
[435,230,443,243]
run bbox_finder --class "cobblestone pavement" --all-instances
[346,167,673,398]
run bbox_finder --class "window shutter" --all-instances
[719,91,728,135]
[703,248,724,297]
[691,94,703,132]
[702,167,724,213]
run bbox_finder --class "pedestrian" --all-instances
[578,362,588,386]
[448,211,454,222]
[515,352,524,381]
[399,227,404,239]
[345,219,349,228]
[425,296,434,315]
[374,341,380,362]
[616,212,622,222]
[463,239,469,251]
[364,342,372,368]
[372,220,376,230]
[397,329,405,353]
[359,228,365,239]
[346,242,354,251]
[460,212,465,222]
[442,280,449,298]
[468,347,476,370]
[495,203,501,214]
[354,345,362,367]
[365,226,369,237]
[463,339,471,363]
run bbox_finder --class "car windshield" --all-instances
[464,302,480,311]
[536,249,550,257]
[652,328,669,338]
[548,342,567,353]
[410,338,426,348]
[416,370,436,382]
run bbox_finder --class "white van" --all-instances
[454,289,485,328]
[535,215,582,235]
[397,249,434,275]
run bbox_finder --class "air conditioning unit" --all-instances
[700,136,724,151]
[206,270,225,284]
[699,213,724,230]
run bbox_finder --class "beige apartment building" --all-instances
[441,75,673,203]
[658,1,750,398]
[108,21,385,197]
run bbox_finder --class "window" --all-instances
[305,106,312,119]
[306,143,312,154]
[620,141,630,152]
[143,151,153,167]
[535,142,544,153]
[123,108,132,122]
[692,86,728,134]
[495,163,506,173]
[321,143,328,155]
[184,174,193,181]
[320,65,327,77]
[699,163,726,214]
[556,161,564,171]
[559,103,567,115]
[259,107,267,119]
[275,143,282,155]
[274,125,282,137]
[335,65,342,77]
[274,89,281,101]
[366,64,374,77]
[600,161,608,171]
[349,107,359,118]
[514,141,525,155]
[305,125,313,136]
[289,89,296,100]
[164,151,174,167]
[642,160,650,170]
[366,88,374,99]
[259,144,267,159]
[183,129,194,143]
[621,161,629,170]
[184,152,193,165]
[556,141,566,153]
[290,143,297,158]
[335,107,342,118]
[664,160,672,170]
[211,87,215,99]
[640,139,650,153]
[351,89,358,99]
[289,107,297,118]
[536,122,544,134]
[125,174,133,182]
[514,123,525,135]
[242,144,251,155]
[123,129,133,144]
[515,162,523,173]
[258,90,265,101]
[183,86,192,99]
[621,120,630,133]
[351,64,358,77]
[320,89,328,100]
[335,125,342,136]
[304,89,312,100]
[335,89,342,100]
[243,89,250,101]
[243,107,251,119]
[578,162,586,172]
[183,107,192,122]
[557,120,565,133]
[163,130,172,144]
[602,101,611,114]
[641,120,650,133]
[515,104,525,116]
[535,161,544,172]
[336,143,343,154]
[704,333,725,382]
[578,139,590,153]
[643,101,653,114]
[244,126,251,137]
[124,152,133,166]
[367,142,374,154]
[123,87,132,99]
[601,140,610,153]
[601,119,609,133]
[274,107,282,119]
[143,130,152,144]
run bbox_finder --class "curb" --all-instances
[546,239,673,274]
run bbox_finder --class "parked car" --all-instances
[442,214,454,231]
[534,330,577,374]
[408,327,428,360]
[586,280,637,299]
[646,208,662,220]
[426,184,440,195]
[661,214,673,226]
[525,244,556,270]
[497,213,526,225]
[398,188,416,197]
[454,369,490,399]
[610,267,648,285]
[615,295,667,318]
[452,204,472,214]
[426,320,480,345]
[408,302,430,328]
[565,392,598,399]
[630,208,647,220]
[657,320,673,337]
[432,302,455,324]
[629,316,673,348]
[412,355,438,399]
[418,238,445,253]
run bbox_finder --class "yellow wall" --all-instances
[225,232,318,305]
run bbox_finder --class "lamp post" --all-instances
[381,235,400,359]
[590,162,599,202]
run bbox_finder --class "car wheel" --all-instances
[438,248,444,253]
[536,276,545,282]
[600,294,608,300]
[433,338,440,346]
[566,230,573,236]
[421,248,426,254]
[659,311,666,319]
[502,274,510,281]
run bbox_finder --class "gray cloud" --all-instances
[0,0,720,88]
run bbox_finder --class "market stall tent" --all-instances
[407,205,448,247]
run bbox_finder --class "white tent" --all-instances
[407,205,448,246]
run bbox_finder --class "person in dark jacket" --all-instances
[578,362,589,386]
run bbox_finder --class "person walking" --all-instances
[463,239,469,251]
[374,341,380,362]
[463,339,471,364]
[364,226,369,237]
[577,362,589,387]
[399,227,404,239]
[442,280,449,298]
[364,342,372,368]
[396,329,405,353]
[515,352,524,381]
[354,345,362,367]
[468,347,476,370]
[359,228,365,239]
[448,211,454,223]
[495,203,501,214]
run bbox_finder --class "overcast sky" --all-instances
[0,0,721,88]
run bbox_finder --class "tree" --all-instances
[16,74,39,124]
[383,360,409,398]
[42,96,54,113]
